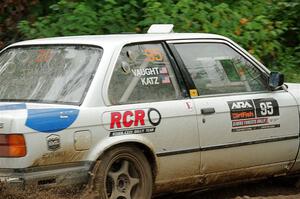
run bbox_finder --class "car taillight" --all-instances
[0,134,27,157]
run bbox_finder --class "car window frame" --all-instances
[166,39,273,99]
[104,41,189,106]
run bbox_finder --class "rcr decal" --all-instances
[103,108,161,137]
[227,98,280,132]
[110,110,145,129]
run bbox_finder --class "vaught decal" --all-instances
[131,66,171,86]
[131,67,160,77]
[228,98,280,132]
[103,108,161,137]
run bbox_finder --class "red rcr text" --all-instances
[110,110,145,129]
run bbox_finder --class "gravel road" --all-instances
[155,179,300,199]
[2,179,300,199]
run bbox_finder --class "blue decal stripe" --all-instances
[0,103,26,111]
[25,108,79,133]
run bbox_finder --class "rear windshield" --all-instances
[0,45,102,105]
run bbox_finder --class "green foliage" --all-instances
[18,0,143,36]
[8,0,300,82]
[0,0,57,48]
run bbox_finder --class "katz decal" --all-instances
[103,108,161,137]
[141,76,159,85]
[131,66,172,86]
[228,98,280,132]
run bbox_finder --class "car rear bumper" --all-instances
[0,161,93,189]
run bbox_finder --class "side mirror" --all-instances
[268,72,284,90]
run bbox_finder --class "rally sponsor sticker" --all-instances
[227,98,280,132]
[102,108,161,137]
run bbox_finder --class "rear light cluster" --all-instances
[0,134,27,157]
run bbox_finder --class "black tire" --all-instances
[92,146,153,199]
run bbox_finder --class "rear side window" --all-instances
[0,45,102,105]
[174,43,268,96]
[108,43,182,104]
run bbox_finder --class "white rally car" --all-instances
[0,24,300,199]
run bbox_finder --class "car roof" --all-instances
[9,33,228,48]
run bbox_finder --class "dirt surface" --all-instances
[155,179,300,199]
[1,179,300,199]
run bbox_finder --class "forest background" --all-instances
[0,0,299,81]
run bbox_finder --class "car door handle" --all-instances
[201,108,215,115]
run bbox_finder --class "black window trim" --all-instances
[167,43,197,97]
[161,42,189,98]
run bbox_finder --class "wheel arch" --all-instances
[87,136,159,180]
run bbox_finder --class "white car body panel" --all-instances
[0,32,299,194]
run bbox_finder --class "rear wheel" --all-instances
[92,146,153,199]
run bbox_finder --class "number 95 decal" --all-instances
[254,98,279,117]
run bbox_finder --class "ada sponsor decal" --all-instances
[230,100,253,110]
[228,99,255,120]
[104,108,161,137]
[47,134,60,151]
[228,98,280,132]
